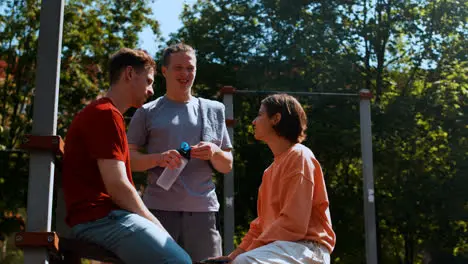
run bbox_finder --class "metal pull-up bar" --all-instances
[231,89,360,97]
[220,86,378,264]
[22,1,65,263]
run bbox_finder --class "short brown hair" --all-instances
[161,43,196,67]
[109,48,156,85]
[261,94,307,143]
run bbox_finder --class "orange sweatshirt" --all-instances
[239,144,336,253]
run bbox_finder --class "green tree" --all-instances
[0,0,160,261]
[172,0,468,263]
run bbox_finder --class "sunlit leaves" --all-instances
[174,0,468,262]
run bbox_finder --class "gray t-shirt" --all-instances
[127,96,232,212]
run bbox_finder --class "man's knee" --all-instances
[116,220,191,263]
[121,239,192,264]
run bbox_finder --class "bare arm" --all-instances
[129,144,182,172]
[97,159,168,234]
[128,144,159,172]
[211,148,233,174]
[190,142,233,174]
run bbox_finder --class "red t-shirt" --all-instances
[62,97,134,227]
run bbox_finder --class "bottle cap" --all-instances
[177,141,191,159]
[180,142,190,152]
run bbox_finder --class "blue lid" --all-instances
[180,141,190,152]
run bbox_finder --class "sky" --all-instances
[138,0,197,56]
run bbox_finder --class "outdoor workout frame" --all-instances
[20,1,65,264]
[23,2,377,263]
[220,86,378,264]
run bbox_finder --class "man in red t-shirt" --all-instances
[62,48,191,264]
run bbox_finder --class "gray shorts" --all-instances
[150,210,222,262]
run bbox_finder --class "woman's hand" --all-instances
[196,256,232,263]
[197,247,246,263]
[228,247,246,261]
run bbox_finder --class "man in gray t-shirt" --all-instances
[127,43,233,262]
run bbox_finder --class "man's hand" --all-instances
[157,150,182,169]
[144,212,172,237]
[191,141,221,161]
[191,141,233,173]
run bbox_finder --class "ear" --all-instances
[272,113,281,125]
[124,66,134,81]
[161,66,167,77]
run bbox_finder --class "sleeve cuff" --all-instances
[246,240,264,251]
[238,240,251,251]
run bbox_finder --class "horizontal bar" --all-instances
[234,90,359,97]
[20,135,64,156]
[0,149,28,153]
[226,119,236,127]
[15,232,59,252]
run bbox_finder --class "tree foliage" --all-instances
[170,0,468,263]
[1,0,467,263]
[0,0,159,261]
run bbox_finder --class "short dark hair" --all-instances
[261,94,307,143]
[161,43,196,67]
[109,48,155,85]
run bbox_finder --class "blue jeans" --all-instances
[72,210,192,264]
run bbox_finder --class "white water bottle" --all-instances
[156,142,191,191]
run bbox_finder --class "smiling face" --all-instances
[162,51,197,94]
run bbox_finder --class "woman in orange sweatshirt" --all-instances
[217,94,336,264]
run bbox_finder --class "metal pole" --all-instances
[221,86,235,254]
[24,1,64,263]
[234,90,359,97]
[359,89,378,264]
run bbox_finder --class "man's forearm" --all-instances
[108,181,166,231]
[210,150,233,174]
[129,150,161,172]
[98,159,169,234]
